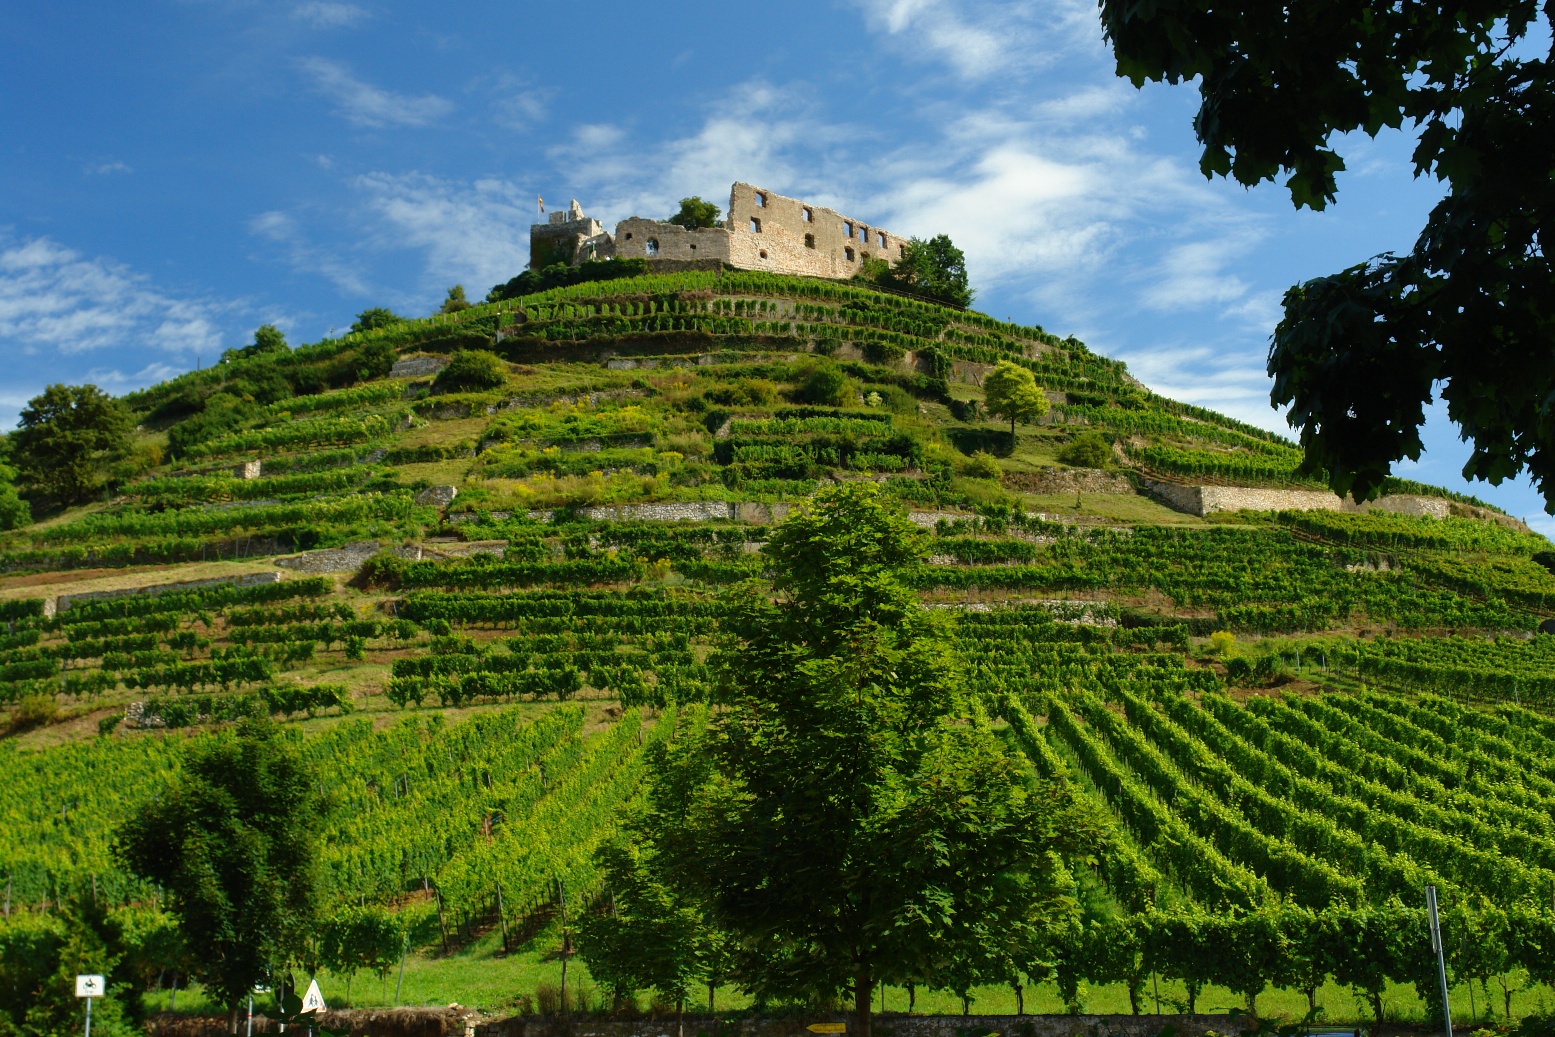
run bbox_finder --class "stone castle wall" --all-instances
[612,219,730,264]
[724,182,903,279]
[607,183,902,281]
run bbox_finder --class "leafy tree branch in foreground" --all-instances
[1099,0,1555,508]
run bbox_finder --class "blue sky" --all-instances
[2,0,1549,530]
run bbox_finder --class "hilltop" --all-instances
[5,264,1555,1022]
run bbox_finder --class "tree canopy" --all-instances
[438,285,472,314]
[350,307,404,334]
[631,485,1087,1035]
[876,235,974,308]
[982,360,1050,441]
[1099,0,1555,508]
[118,720,320,1033]
[668,196,723,230]
[10,384,133,508]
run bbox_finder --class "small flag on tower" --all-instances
[538,196,545,214]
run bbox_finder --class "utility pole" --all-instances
[1428,885,1454,1037]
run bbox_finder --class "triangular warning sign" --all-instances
[300,979,327,1014]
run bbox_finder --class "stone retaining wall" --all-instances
[1002,468,1134,495]
[274,541,384,574]
[46,571,283,618]
[1138,478,1459,519]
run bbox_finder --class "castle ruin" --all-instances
[529,182,903,280]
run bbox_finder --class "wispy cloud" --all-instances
[248,209,374,297]
[85,160,133,176]
[292,2,369,28]
[351,173,535,297]
[0,235,223,357]
[298,57,453,127]
[494,87,556,130]
[851,0,1100,78]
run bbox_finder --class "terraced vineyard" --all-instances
[4,266,1555,1020]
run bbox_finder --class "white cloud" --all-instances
[85,160,132,175]
[351,173,535,297]
[851,0,1100,78]
[248,209,374,297]
[292,2,369,28]
[494,89,556,132]
[0,235,223,357]
[298,57,453,127]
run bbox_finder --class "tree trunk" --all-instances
[228,1005,241,1035]
[1014,984,1024,1016]
[1306,987,1317,1016]
[907,984,915,1014]
[709,982,715,1015]
[854,965,872,1037]
[1185,981,1197,1015]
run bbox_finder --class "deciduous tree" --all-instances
[668,197,723,230]
[879,235,974,308]
[657,485,1087,1037]
[118,720,320,1034]
[11,384,133,507]
[982,361,1049,443]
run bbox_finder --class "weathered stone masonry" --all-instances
[532,183,904,281]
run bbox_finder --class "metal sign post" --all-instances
[1427,885,1454,1037]
[75,975,105,1037]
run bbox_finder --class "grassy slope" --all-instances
[4,270,1554,1024]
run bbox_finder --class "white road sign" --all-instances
[299,979,327,1014]
[75,976,105,998]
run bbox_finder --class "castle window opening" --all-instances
[845,221,854,237]
[759,249,768,259]
[804,233,815,249]
[646,238,660,256]
[802,207,813,222]
[624,232,633,241]
[845,246,856,262]
[877,231,887,247]
[690,243,697,250]
[858,225,868,242]
[898,243,905,256]
[862,251,871,262]
[749,217,762,233]
[755,192,767,207]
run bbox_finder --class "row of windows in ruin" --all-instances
[750,192,891,248]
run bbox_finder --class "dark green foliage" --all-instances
[0,446,31,531]
[11,384,134,507]
[117,719,320,1027]
[225,324,289,363]
[438,285,471,315]
[1059,431,1113,468]
[1099,0,1555,508]
[668,196,722,230]
[486,258,649,302]
[0,897,142,1037]
[433,350,508,393]
[796,362,856,407]
[350,308,404,333]
[653,486,1090,1035]
[871,235,974,308]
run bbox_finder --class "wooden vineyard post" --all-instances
[497,882,509,953]
[557,879,569,1015]
[434,885,448,954]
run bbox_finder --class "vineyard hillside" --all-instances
[6,266,1555,1022]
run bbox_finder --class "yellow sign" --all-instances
[807,1025,847,1034]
